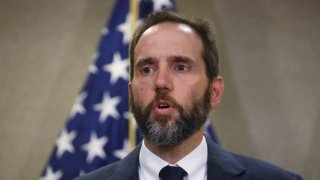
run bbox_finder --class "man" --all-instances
[76,11,302,180]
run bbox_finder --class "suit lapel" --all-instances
[111,143,141,180]
[205,135,246,179]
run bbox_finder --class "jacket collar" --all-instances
[111,143,141,180]
[120,135,246,179]
[205,135,246,178]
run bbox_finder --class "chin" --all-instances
[151,114,178,125]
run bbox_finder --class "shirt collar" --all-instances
[139,140,168,179]
[139,136,207,179]
[176,136,207,179]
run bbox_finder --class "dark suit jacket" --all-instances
[75,136,302,180]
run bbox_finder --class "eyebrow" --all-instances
[168,55,195,64]
[135,57,155,68]
[135,55,195,68]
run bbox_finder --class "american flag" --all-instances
[40,0,218,179]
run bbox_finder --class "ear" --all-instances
[210,76,224,109]
[128,82,132,96]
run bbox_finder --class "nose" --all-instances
[155,66,173,92]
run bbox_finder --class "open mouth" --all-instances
[158,103,170,109]
[153,100,174,114]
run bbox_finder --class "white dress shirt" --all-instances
[139,136,208,180]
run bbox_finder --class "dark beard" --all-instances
[130,86,211,146]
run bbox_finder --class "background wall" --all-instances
[0,0,319,179]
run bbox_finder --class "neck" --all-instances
[144,127,204,164]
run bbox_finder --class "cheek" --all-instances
[139,86,145,92]
[179,80,208,102]
[132,82,146,95]
[131,82,153,105]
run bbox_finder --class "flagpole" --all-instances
[129,0,139,150]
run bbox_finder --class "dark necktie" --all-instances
[159,166,187,180]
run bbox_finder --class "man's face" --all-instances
[129,22,212,146]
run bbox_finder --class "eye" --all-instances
[141,66,155,74]
[174,64,189,72]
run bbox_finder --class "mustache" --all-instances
[145,92,183,115]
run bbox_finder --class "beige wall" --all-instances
[0,0,319,179]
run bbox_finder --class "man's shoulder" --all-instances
[75,144,141,180]
[230,152,303,179]
[205,136,302,179]
[75,161,121,180]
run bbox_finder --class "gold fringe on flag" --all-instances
[128,0,139,150]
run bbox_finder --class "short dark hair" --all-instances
[129,11,220,81]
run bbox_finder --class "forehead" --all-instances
[134,22,203,61]
[143,22,196,37]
